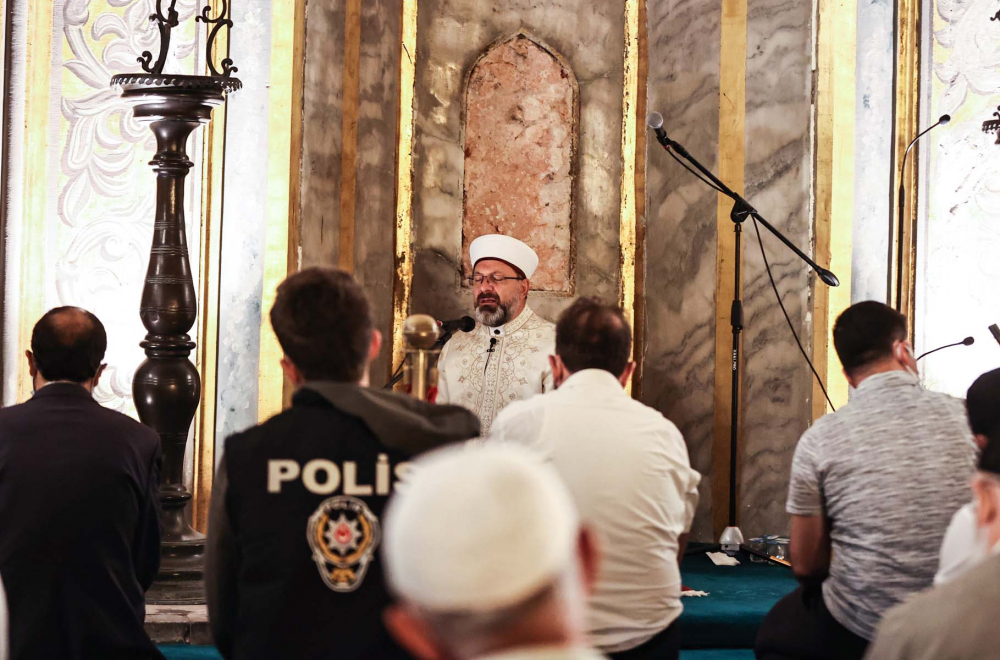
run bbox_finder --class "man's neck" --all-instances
[34,378,92,393]
[849,361,910,389]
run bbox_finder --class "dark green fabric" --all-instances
[158,645,223,660]
[679,553,797,649]
[158,644,751,660]
[680,650,756,659]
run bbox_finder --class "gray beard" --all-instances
[475,300,512,327]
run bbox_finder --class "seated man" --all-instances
[755,301,977,660]
[382,443,604,660]
[935,367,1000,584]
[489,297,700,660]
[206,268,480,660]
[866,434,1000,659]
[0,307,163,659]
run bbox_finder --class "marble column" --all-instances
[738,0,815,537]
[644,0,722,542]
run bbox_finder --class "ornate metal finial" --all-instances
[196,0,239,77]
[983,108,1000,145]
[138,0,181,75]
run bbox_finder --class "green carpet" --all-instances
[158,645,223,660]
[680,650,756,659]
[678,552,797,649]
[159,553,791,658]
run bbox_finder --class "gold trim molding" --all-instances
[258,0,307,422]
[391,0,418,381]
[812,0,856,419]
[890,0,921,332]
[192,0,230,533]
[712,0,747,538]
[15,0,54,403]
[618,0,640,396]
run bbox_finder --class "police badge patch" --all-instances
[306,496,381,592]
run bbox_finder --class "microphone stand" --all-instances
[891,115,949,310]
[916,337,974,361]
[385,331,453,389]
[648,123,839,545]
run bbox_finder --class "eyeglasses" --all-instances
[466,274,526,286]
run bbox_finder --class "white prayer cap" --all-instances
[469,234,539,280]
[382,443,579,612]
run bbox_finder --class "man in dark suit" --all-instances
[0,307,163,660]
[205,268,480,660]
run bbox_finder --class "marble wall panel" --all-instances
[852,0,893,304]
[409,0,623,324]
[297,0,400,383]
[299,0,346,268]
[353,0,401,384]
[644,0,722,542]
[739,0,814,537]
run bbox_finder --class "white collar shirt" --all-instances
[488,370,701,653]
[478,646,606,660]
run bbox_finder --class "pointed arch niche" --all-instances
[461,32,578,293]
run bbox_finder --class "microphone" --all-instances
[989,324,1000,347]
[439,316,475,334]
[646,112,671,149]
[891,114,951,308]
[916,336,974,361]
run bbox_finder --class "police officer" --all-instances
[206,268,480,660]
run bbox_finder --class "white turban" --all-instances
[382,444,579,612]
[469,234,539,280]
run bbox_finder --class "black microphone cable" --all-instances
[752,216,836,412]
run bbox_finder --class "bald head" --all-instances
[30,307,107,384]
[555,297,632,377]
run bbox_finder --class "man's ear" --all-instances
[25,351,37,378]
[975,434,990,451]
[280,356,305,386]
[383,604,443,660]
[577,526,601,597]
[549,354,567,388]
[92,363,107,389]
[973,476,1000,531]
[369,329,383,362]
[618,361,636,388]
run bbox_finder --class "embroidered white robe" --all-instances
[436,307,555,433]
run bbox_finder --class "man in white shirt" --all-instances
[381,444,606,660]
[489,297,701,660]
[935,367,1000,584]
[436,234,556,433]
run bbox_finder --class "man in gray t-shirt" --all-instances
[755,301,977,660]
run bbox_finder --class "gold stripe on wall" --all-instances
[618,0,640,395]
[258,0,307,422]
[191,0,230,533]
[632,0,648,401]
[812,0,856,420]
[390,0,418,380]
[16,0,55,403]
[890,0,921,331]
[712,0,747,538]
[337,0,361,272]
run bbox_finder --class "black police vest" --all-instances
[224,389,414,660]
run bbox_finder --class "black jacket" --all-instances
[206,383,480,660]
[0,383,163,659]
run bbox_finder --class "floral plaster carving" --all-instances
[461,33,577,293]
[54,0,202,413]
